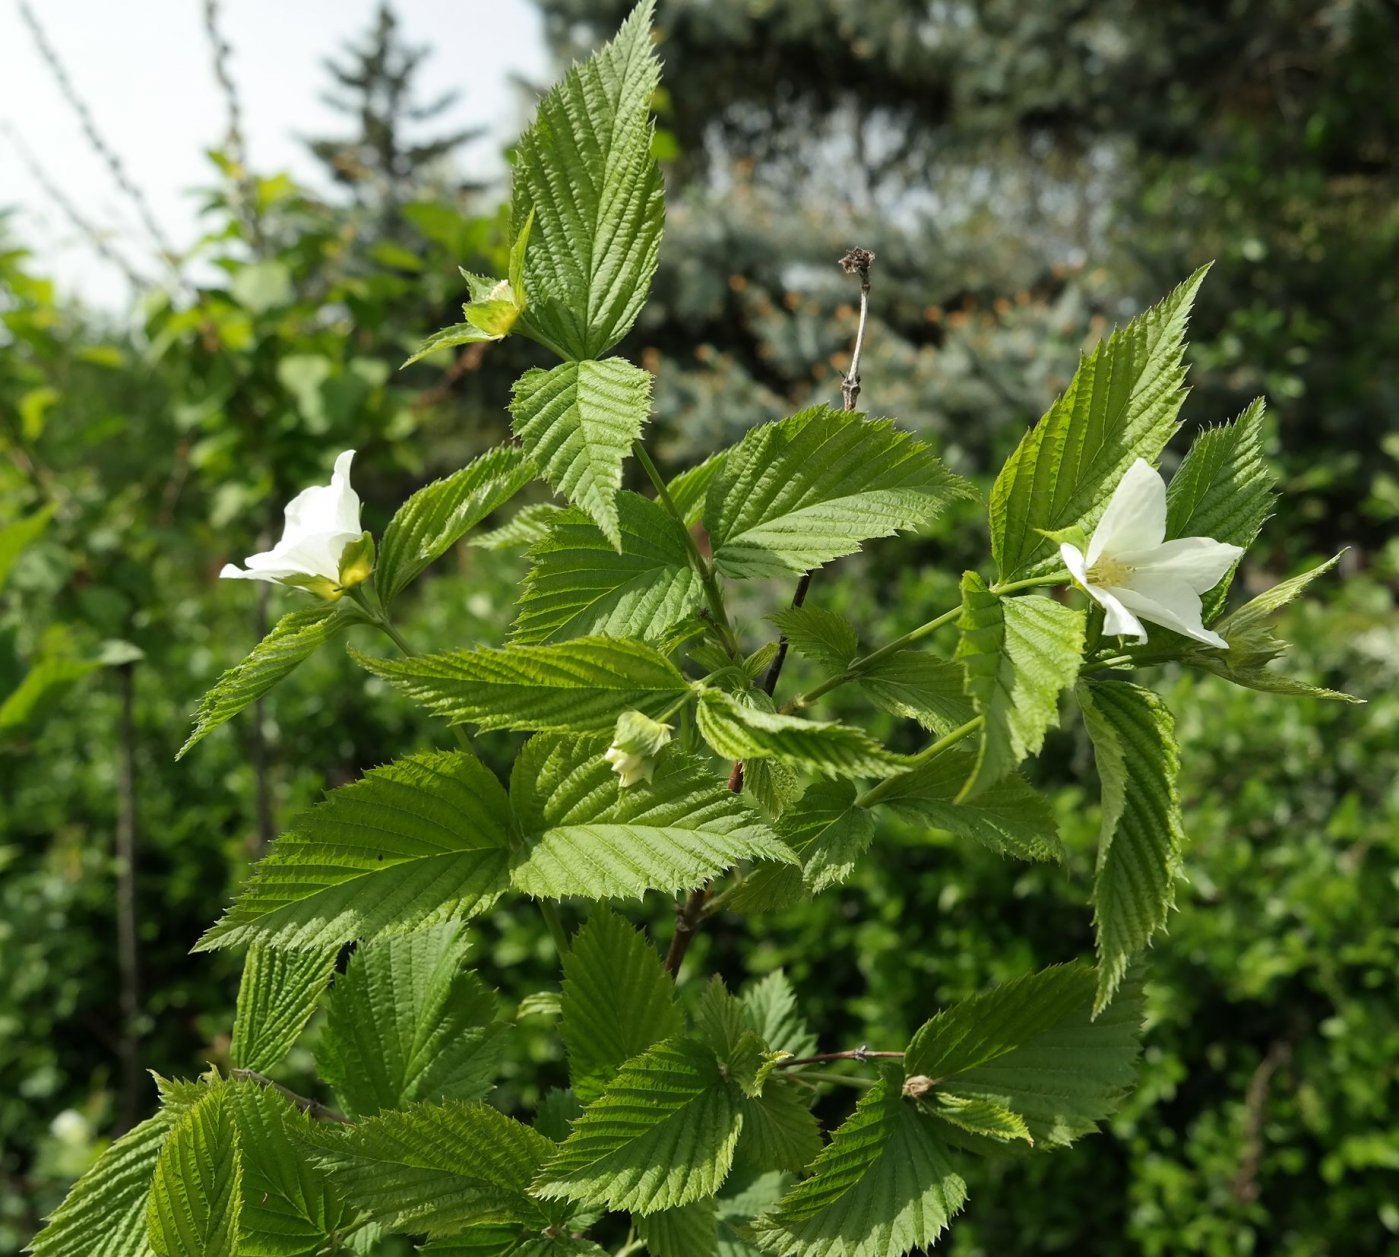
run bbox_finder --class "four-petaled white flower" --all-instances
[1060,458,1244,649]
[221,450,363,592]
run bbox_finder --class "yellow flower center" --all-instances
[1088,556,1134,587]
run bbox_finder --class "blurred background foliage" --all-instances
[1,0,1395,1252]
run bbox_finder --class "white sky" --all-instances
[0,0,549,309]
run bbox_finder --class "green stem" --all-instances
[786,1069,877,1090]
[1083,654,1133,674]
[632,440,740,658]
[989,570,1071,597]
[538,900,570,956]
[855,716,984,809]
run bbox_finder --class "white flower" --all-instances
[604,709,674,788]
[1059,458,1244,649]
[603,744,655,788]
[220,450,363,590]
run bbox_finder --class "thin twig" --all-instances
[114,663,143,1133]
[776,1047,904,1069]
[18,1,185,287]
[201,0,266,257]
[230,1069,351,1124]
[663,758,743,976]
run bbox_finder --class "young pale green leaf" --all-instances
[561,907,683,1103]
[509,735,796,901]
[197,751,512,952]
[905,963,1142,1147]
[378,446,533,604]
[223,1081,349,1257]
[696,689,905,780]
[875,750,1064,862]
[402,321,502,368]
[308,1100,555,1239]
[955,575,1084,800]
[147,1086,242,1257]
[858,651,974,736]
[740,971,817,1061]
[750,1068,966,1257]
[636,1200,719,1257]
[28,1112,169,1257]
[767,606,859,672]
[704,407,970,579]
[473,503,569,552]
[1165,397,1275,618]
[229,943,337,1074]
[356,637,688,733]
[667,450,727,525]
[318,923,509,1118]
[1078,680,1184,1013]
[510,357,652,548]
[532,1037,745,1215]
[990,267,1209,581]
[512,493,702,644]
[178,603,357,758]
[510,0,663,359]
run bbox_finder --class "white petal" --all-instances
[1121,536,1245,593]
[219,563,282,583]
[1111,575,1228,649]
[282,450,361,541]
[1086,458,1166,566]
[1090,585,1149,643]
[1060,542,1090,585]
[268,529,362,582]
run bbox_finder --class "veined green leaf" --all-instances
[740,971,817,1061]
[308,1100,556,1239]
[696,689,905,780]
[147,1086,242,1257]
[513,494,702,644]
[636,1200,719,1257]
[473,503,569,551]
[357,636,688,733]
[705,406,969,579]
[230,943,337,1074]
[750,1067,966,1257]
[990,267,1209,581]
[402,321,501,368]
[532,1037,745,1215]
[717,1173,791,1257]
[905,963,1142,1148]
[1078,680,1184,1013]
[510,0,663,359]
[378,446,533,604]
[178,603,357,758]
[318,924,509,1118]
[667,450,727,525]
[561,907,683,1103]
[511,358,653,548]
[509,735,796,901]
[955,575,1084,800]
[197,751,512,952]
[737,1077,823,1174]
[767,607,859,672]
[875,751,1064,862]
[28,1112,169,1257]
[858,651,973,736]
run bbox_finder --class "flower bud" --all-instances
[604,709,674,788]
[337,531,376,592]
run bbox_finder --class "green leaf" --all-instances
[905,963,1142,1147]
[196,751,511,952]
[509,735,795,901]
[750,1067,966,1257]
[717,1174,790,1257]
[357,637,688,733]
[667,451,727,525]
[230,943,337,1074]
[705,407,969,579]
[0,504,53,592]
[740,972,816,1061]
[223,1082,349,1257]
[231,260,292,313]
[1165,397,1275,617]
[532,1037,745,1215]
[858,651,974,736]
[318,924,509,1117]
[473,503,570,552]
[147,1086,242,1257]
[178,604,355,758]
[767,607,858,672]
[696,689,904,780]
[401,322,500,368]
[636,1200,719,1257]
[990,267,1209,581]
[378,446,533,604]
[510,0,663,359]
[29,1112,168,1257]
[955,575,1084,800]
[1078,680,1185,1013]
[875,751,1064,862]
[309,1100,555,1239]
[737,1078,823,1174]
[513,494,702,644]
[511,358,653,548]
[561,907,683,1103]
